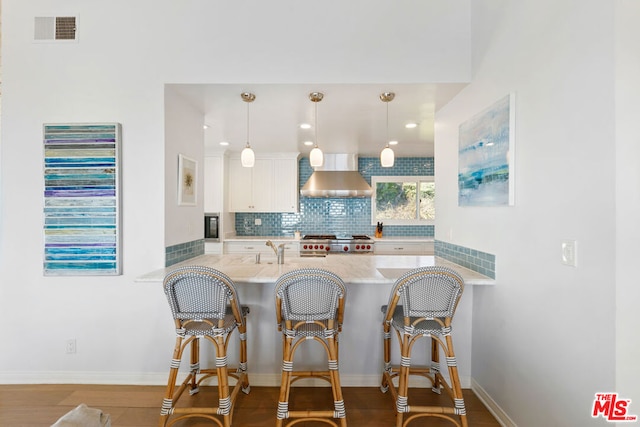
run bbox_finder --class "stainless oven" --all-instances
[204,213,219,241]
[300,234,374,256]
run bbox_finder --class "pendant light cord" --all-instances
[314,100,318,148]
[386,101,389,148]
[246,100,250,147]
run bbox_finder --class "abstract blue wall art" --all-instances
[43,123,122,275]
[458,94,515,206]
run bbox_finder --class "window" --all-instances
[371,176,435,225]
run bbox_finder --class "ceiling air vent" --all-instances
[34,16,77,41]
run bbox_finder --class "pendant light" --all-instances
[309,92,324,168]
[241,92,256,168]
[380,92,395,168]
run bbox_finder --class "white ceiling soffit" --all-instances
[169,83,468,158]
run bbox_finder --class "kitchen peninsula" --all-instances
[137,254,494,388]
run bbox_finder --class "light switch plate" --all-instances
[561,240,577,267]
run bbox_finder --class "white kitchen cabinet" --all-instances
[280,241,300,254]
[224,240,274,255]
[204,155,223,213]
[228,158,272,211]
[374,240,434,255]
[272,158,299,212]
[227,153,299,213]
[224,240,300,256]
[204,241,223,254]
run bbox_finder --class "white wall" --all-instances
[4,2,636,425]
[615,0,640,413]
[435,1,633,426]
[164,87,205,247]
[0,0,471,382]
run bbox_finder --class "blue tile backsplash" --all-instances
[166,239,204,266]
[164,156,497,278]
[235,157,435,237]
[435,240,496,279]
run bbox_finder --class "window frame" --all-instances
[370,175,435,226]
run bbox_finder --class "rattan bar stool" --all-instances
[274,268,348,427]
[380,266,467,427]
[159,266,250,427]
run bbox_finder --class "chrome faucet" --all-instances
[266,240,285,264]
[266,240,277,256]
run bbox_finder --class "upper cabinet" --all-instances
[228,153,299,213]
[204,155,223,213]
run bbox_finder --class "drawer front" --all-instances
[224,241,300,255]
[224,242,272,254]
[374,242,432,255]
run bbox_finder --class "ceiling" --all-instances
[170,83,468,158]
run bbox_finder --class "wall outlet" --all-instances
[561,240,577,267]
[255,218,262,226]
[65,339,76,354]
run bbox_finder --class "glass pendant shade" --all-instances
[241,144,255,167]
[241,92,256,168]
[380,145,395,167]
[310,146,324,167]
[309,92,325,168]
[379,92,396,168]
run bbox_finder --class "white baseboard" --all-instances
[470,378,517,427]
[0,371,470,388]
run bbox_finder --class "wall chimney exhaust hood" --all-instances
[300,154,372,198]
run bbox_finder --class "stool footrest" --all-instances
[288,410,337,417]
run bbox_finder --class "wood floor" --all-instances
[0,384,500,426]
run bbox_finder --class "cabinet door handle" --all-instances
[394,247,404,250]
[245,246,254,250]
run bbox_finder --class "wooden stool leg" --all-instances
[238,322,250,393]
[276,335,294,427]
[445,335,468,427]
[328,334,347,427]
[381,323,392,392]
[188,338,200,395]
[430,336,442,393]
[212,335,232,427]
[395,333,411,427]
[159,334,184,427]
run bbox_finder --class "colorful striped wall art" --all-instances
[43,123,122,275]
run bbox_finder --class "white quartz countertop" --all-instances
[136,254,494,286]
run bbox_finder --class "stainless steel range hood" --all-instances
[300,154,372,198]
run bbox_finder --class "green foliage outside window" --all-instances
[372,177,434,224]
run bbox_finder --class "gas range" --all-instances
[300,234,375,257]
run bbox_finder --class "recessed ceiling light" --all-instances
[219,141,229,146]
[389,140,399,146]
[303,141,314,146]
[405,123,417,129]
[300,123,311,129]
[203,124,209,130]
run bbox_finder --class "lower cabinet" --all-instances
[224,241,300,256]
[204,242,223,255]
[374,241,434,255]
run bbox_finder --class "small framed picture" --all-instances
[178,154,197,206]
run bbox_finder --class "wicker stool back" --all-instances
[160,266,250,427]
[381,266,468,427]
[274,268,348,427]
